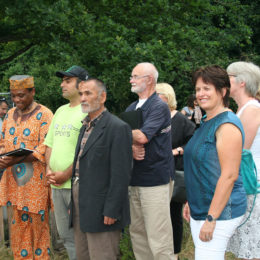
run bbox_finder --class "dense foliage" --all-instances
[0,0,259,113]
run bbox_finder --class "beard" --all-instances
[131,82,146,93]
[81,99,101,114]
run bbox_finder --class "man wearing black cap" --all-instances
[45,65,89,260]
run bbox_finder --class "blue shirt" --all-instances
[184,111,247,220]
[126,92,174,186]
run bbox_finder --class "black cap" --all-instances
[56,65,89,81]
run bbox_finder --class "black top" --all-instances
[171,112,196,170]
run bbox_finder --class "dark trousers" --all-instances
[170,200,183,254]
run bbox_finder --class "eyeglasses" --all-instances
[228,74,237,77]
[129,75,149,80]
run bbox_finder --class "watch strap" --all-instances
[206,214,217,222]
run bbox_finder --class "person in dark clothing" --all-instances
[127,63,174,260]
[70,78,132,260]
[156,83,196,260]
[0,97,9,179]
[181,94,196,119]
[191,98,206,129]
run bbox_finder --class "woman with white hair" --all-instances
[227,61,260,260]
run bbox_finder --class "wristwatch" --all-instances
[206,214,217,222]
[177,147,181,155]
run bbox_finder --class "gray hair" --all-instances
[227,61,260,97]
[86,78,107,94]
[137,62,159,83]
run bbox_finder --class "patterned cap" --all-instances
[9,75,34,90]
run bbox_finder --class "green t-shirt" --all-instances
[44,103,85,189]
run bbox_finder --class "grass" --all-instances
[0,222,239,260]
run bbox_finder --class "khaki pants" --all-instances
[72,182,120,260]
[129,182,174,260]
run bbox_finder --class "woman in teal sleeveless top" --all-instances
[183,65,247,260]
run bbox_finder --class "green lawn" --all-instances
[0,221,238,259]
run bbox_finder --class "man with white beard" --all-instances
[70,78,132,260]
[126,62,175,260]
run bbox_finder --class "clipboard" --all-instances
[0,148,33,157]
[119,109,143,129]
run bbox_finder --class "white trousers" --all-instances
[190,215,244,260]
[129,182,174,260]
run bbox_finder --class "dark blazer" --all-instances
[70,110,132,233]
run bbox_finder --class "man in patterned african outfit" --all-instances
[0,75,53,259]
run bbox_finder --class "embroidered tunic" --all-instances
[0,104,53,214]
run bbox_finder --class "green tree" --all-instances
[0,0,259,112]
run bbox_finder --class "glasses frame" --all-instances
[129,75,150,81]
